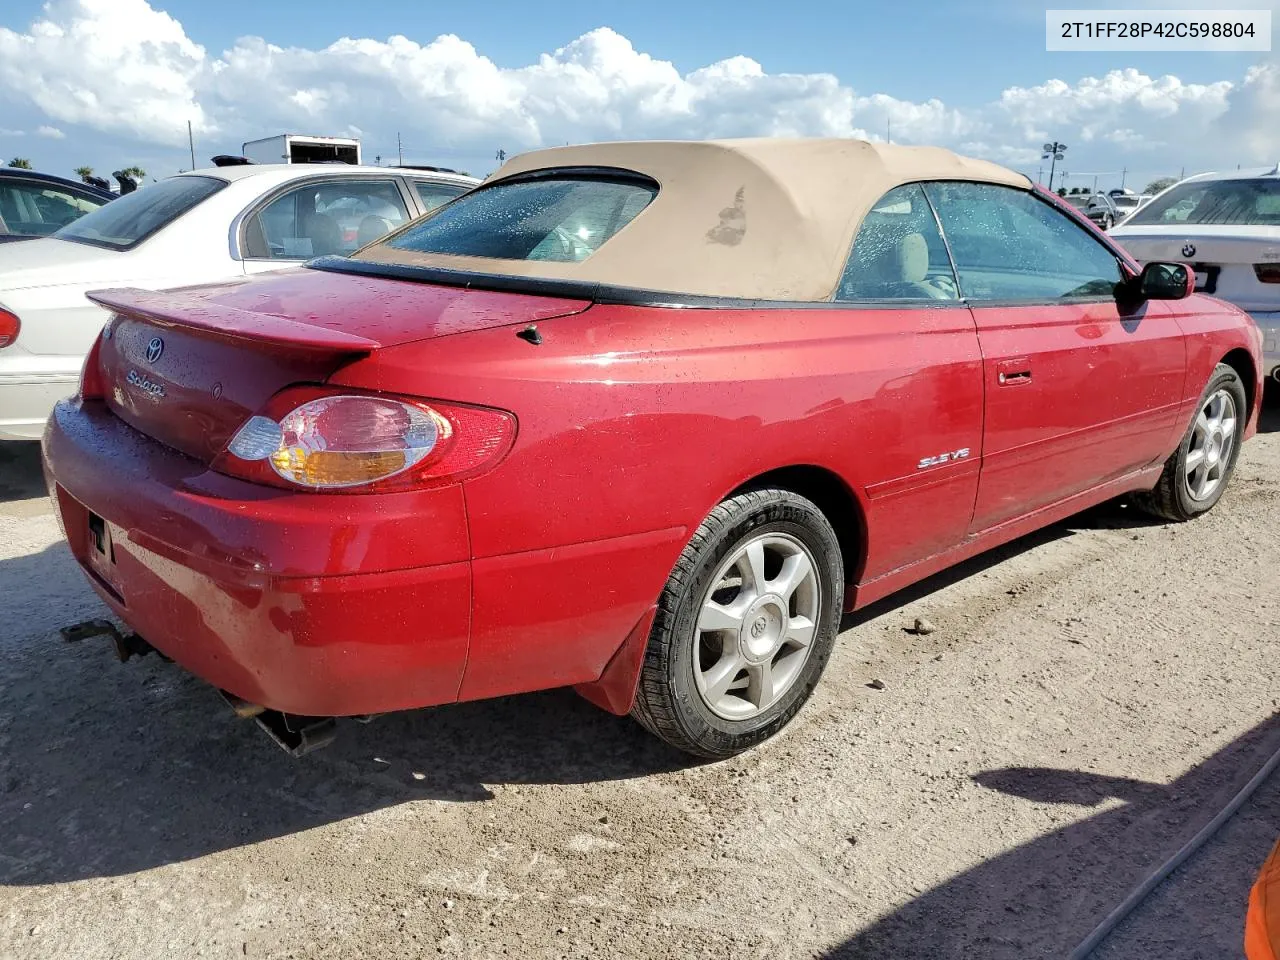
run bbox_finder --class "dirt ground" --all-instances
[1,402,1278,960]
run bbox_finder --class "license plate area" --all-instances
[86,511,124,599]
[1191,264,1220,294]
[88,511,113,560]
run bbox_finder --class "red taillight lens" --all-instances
[213,386,516,493]
[77,331,107,400]
[0,308,19,348]
[1254,263,1280,284]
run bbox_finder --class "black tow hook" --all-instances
[60,618,163,663]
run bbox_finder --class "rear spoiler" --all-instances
[86,287,381,355]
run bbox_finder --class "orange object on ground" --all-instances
[1246,838,1280,960]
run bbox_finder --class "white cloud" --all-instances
[0,0,209,145]
[0,0,1273,185]
[37,125,65,139]
[0,128,24,137]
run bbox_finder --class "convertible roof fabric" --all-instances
[355,138,1031,301]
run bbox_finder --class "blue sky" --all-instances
[0,0,1277,190]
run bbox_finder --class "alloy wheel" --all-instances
[692,532,821,720]
[1185,388,1238,502]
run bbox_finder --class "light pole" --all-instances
[1041,141,1067,192]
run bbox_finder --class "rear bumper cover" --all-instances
[43,399,685,718]
[1250,311,1280,379]
[43,399,471,716]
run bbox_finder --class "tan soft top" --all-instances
[355,138,1031,301]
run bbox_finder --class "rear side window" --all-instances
[1125,178,1280,226]
[925,182,1124,301]
[54,176,225,250]
[411,180,469,213]
[837,184,958,302]
[243,179,410,259]
[383,171,657,263]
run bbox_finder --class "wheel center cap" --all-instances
[740,594,786,663]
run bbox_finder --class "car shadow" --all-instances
[825,715,1280,958]
[0,440,45,504]
[0,545,694,886]
[1259,390,1280,434]
[844,495,1154,629]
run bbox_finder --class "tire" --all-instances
[631,489,844,759]
[1133,363,1247,522]
[1103,215,1114,231]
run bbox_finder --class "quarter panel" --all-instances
[335,301,986,581]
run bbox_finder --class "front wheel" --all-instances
[630,489,844,759]
[1103,215,1114,231]
[1133,363,1247,522]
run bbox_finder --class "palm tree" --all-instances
[1144,177,1178,195]
[120,165,146,180]
[74,165,94,182]
[7,157,32,169]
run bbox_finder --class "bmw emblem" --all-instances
[1181,242,1197,258]
[145,336,164,364]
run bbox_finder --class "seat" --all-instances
[842,230,951,301]
[356,215,394,247]
[299,212,342,257]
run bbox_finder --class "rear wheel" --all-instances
[631,489,843,759]
[1134,363,1246,521]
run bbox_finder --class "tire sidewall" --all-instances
[1171,367,1247,517]
[662,496,843,755]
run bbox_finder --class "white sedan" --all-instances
[0,163,477,440]
[1110,165,1280,386]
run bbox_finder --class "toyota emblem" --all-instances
[145,337,164,364]
[1181,242,1197,258]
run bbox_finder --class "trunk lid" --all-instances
[87,269,590,463]
[1110,224,1280,311]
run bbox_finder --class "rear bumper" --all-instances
[43,399,472,716]
[1251,311,1280,380]
[0,373,76,441]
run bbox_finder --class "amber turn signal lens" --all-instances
[227,394,447,490]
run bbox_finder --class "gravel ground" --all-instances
[1,400,1278,960]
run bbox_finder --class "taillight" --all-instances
[77,331,107,400]
[214,386,516,493]
[0,308,19,348]
[1254,263,1280,284]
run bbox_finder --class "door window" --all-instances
[412,180,469,213]
[925,182,1124,301]
[836,184,959,301]
[243,179,410,259]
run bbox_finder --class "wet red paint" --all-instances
[43,267,1263,719]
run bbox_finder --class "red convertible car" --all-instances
[43,139,1262,757]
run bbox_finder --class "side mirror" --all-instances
[1136,261,1194,300]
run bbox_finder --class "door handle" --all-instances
[996,359,1032,386]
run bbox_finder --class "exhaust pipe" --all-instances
[217,690,337,756]
[1271,367,1280,384]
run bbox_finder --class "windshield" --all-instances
[1064,196,1089,210]
[1113,196,1140,211]
[1125,178,1280,227]
[54,175,226,250]
[380,172,657,263]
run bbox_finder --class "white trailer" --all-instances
[240,134,361,166]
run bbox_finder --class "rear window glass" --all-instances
[1126,178,1280,226]
[383,171,657,263]
[54,175,226,250]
